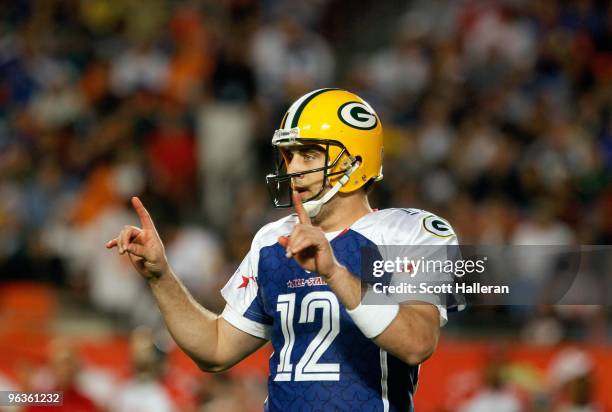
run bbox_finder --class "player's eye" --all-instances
[300,148,322,162]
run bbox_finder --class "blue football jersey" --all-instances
[221,208,459,411]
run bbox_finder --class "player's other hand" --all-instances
[105,197,169,280]
[278,191,343,280]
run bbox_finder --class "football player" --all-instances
[106,88,460,411]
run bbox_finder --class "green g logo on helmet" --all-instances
[337,102,378,130]
[266,89,384,212]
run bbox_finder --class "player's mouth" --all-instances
[293,186,311,200]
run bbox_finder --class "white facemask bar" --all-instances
[302,161,360,217]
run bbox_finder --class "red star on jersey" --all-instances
[238,275,255,289]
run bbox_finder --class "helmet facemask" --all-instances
[266,128,358,213]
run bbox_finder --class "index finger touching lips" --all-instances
[292,190,311,225]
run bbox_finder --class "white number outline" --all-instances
[275,293,296,381]
[274,291,340,381]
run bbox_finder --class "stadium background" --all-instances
[0,0,611,411]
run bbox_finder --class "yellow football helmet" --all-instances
[266,88,384,215]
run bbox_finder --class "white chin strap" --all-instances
[302,162,360,218]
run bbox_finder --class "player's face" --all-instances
[283,145,329,201]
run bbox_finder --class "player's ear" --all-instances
[362,178,376,195]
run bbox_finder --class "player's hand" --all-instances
[105,197,169,280]
[278,191,344,280]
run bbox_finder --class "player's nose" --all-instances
[286,157,305,176]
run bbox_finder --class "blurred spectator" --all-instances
[25,339,100,412]
[458,356,524,412]
[196,34,257,226]
[29,66,84,130]
[511,200,575,281]
[250,14,335,102]
[513,200,575,241]
[367,15,431,108]
[165,4,213,103]
[146,100,197,204]
[165,222,224,306]
[110,41,169,97]
[195,373,266,412]
[111,327,175,412]
[462,3,537,71]
[548,348,602,412]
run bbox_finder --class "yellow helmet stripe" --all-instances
[282,88,340,130]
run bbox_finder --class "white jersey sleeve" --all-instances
[395,209,460,327]
[354,208,462,327]
[220,249,271,340]
[219,215,295,340]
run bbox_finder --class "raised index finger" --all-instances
[131,196,155,231]
[292,190,311,225]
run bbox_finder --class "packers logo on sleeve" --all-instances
[422,215,455,238]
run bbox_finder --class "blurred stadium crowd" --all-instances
[0,0,611,411]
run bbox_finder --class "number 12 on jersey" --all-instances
[274,291,340,381]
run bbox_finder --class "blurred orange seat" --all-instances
[0,282,57,332]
